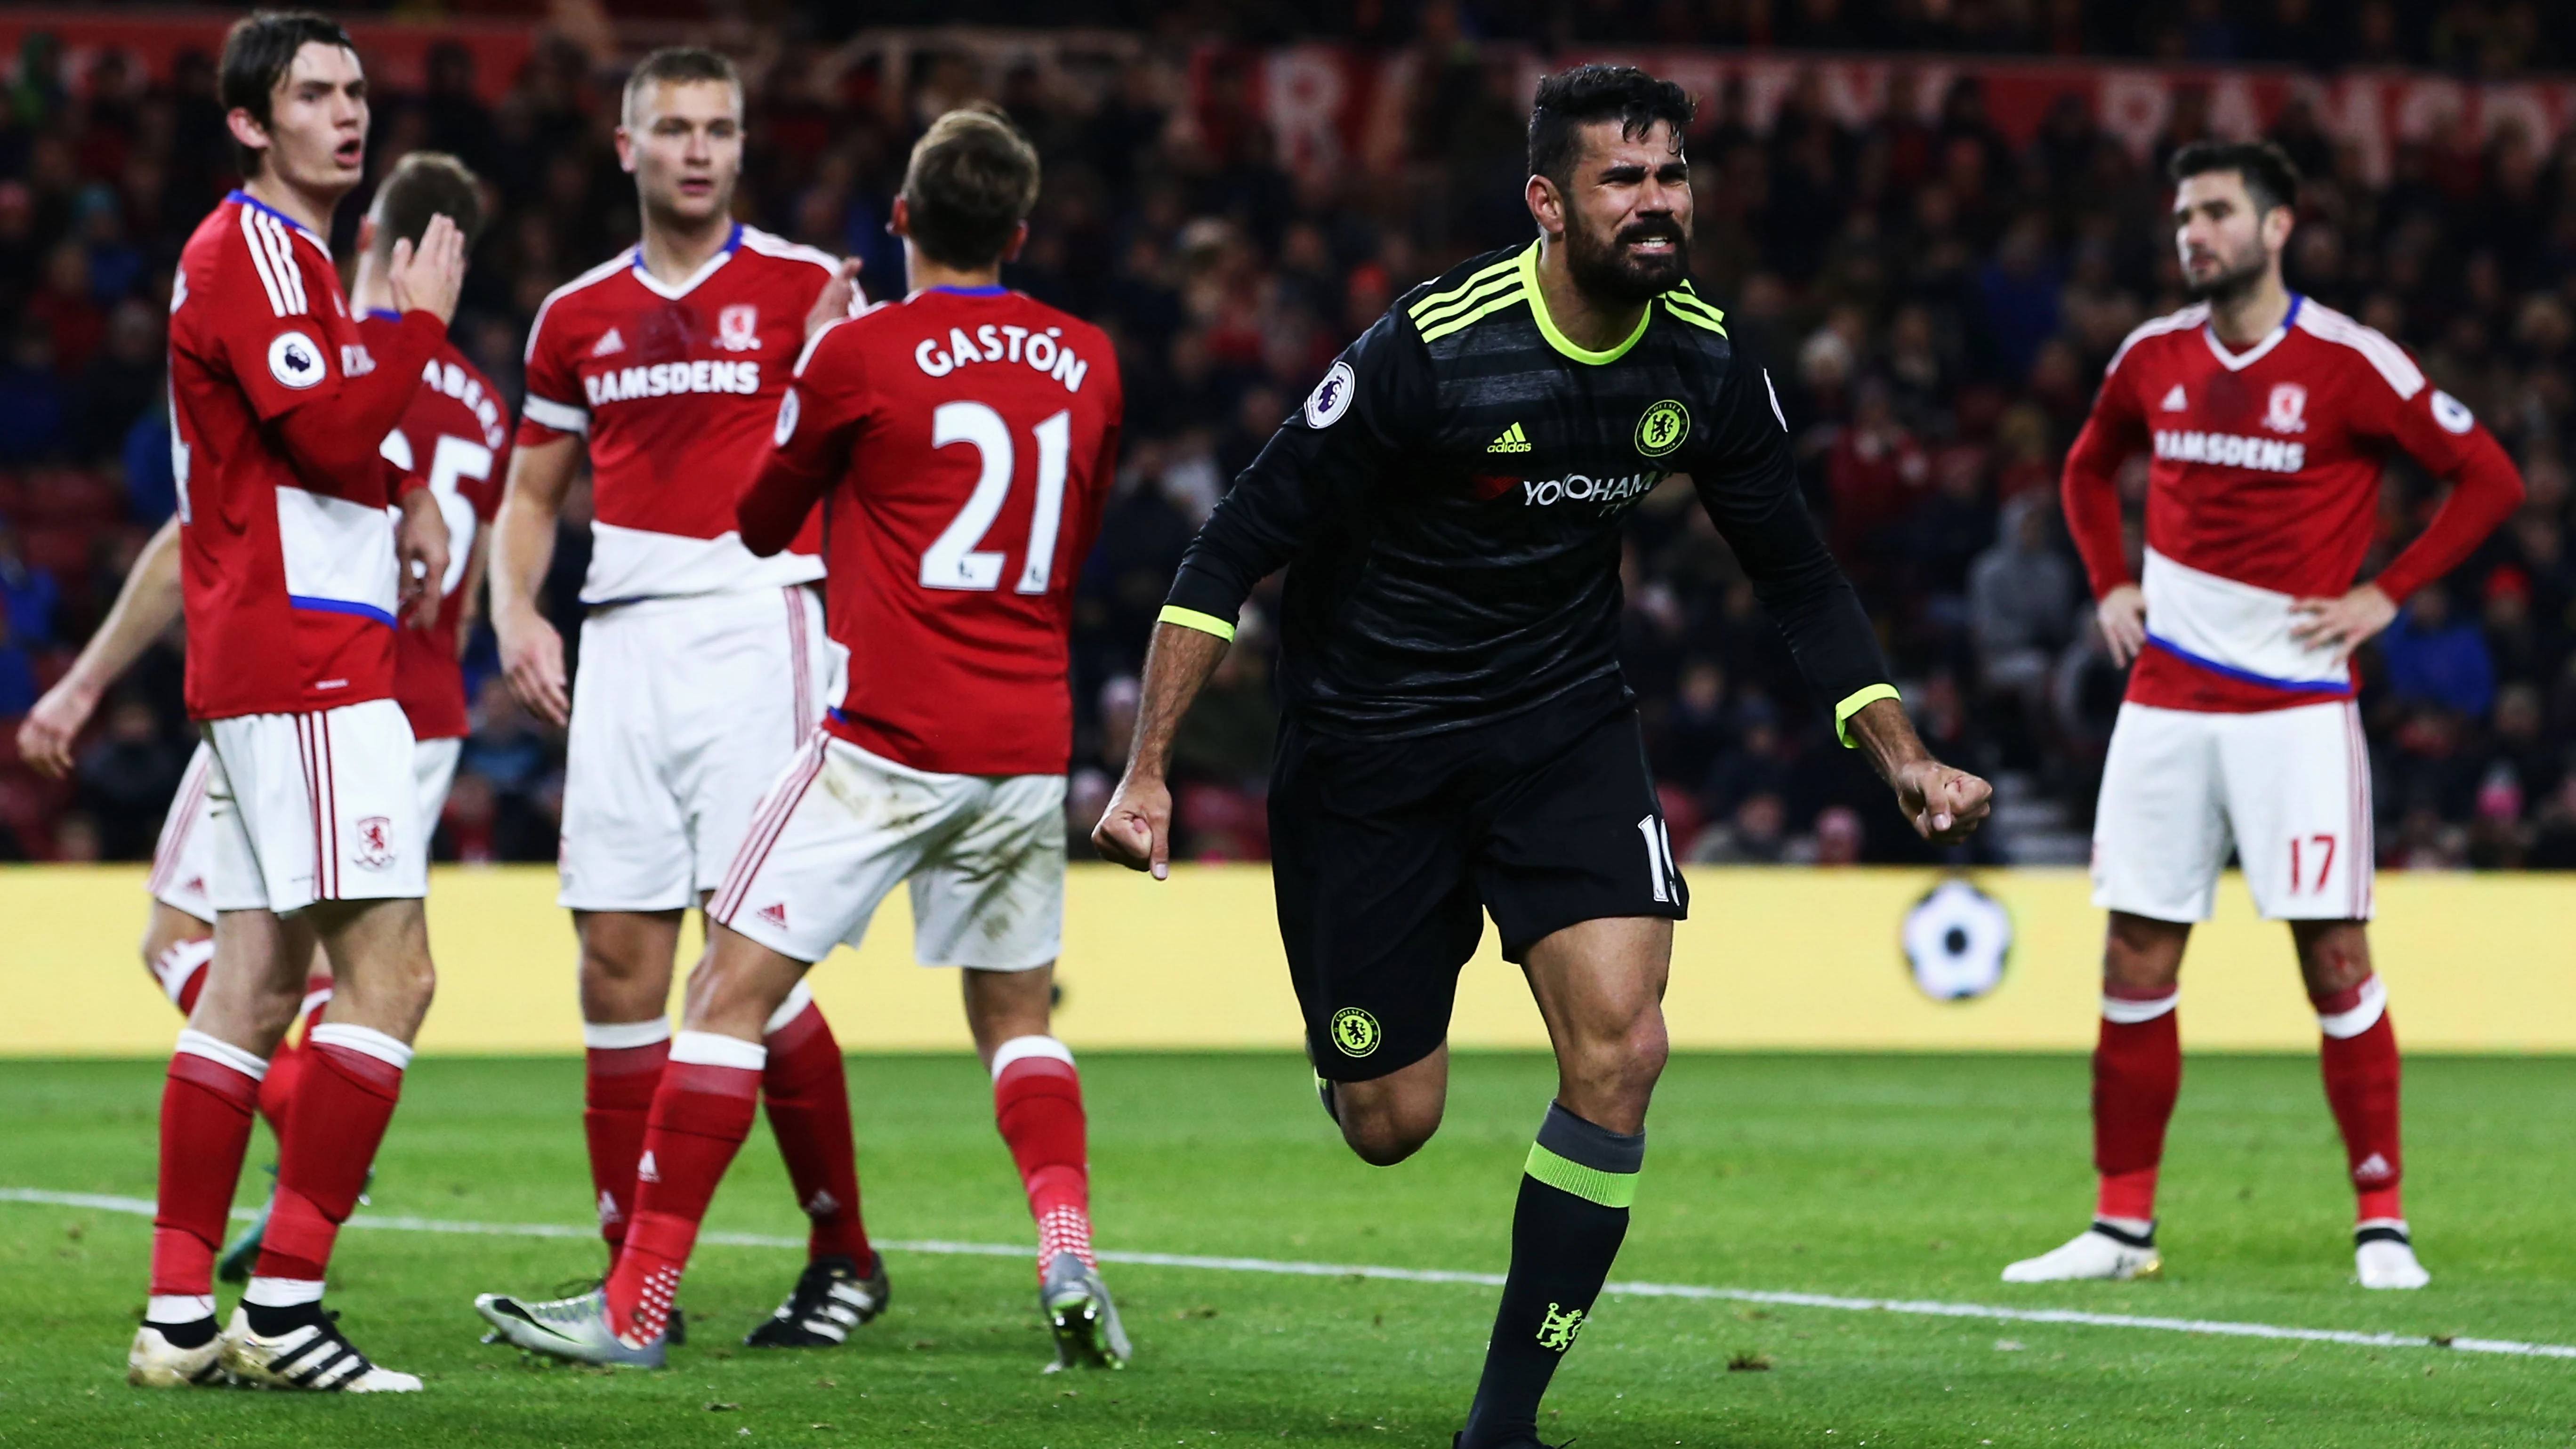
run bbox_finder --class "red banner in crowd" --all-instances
[0,11,537,104]
[1208,45,2576,189]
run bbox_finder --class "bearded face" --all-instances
[1552,118,1694,306]
[1564,204,1690,305]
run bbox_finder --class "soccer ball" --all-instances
[1901,877,2012,1002]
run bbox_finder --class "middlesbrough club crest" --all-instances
[717,304,761,352]
[2262,382,2308,434]
[354,816,395,870]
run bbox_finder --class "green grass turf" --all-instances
[0,1052,2571,1447]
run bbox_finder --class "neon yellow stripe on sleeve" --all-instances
[1834,683,1902,749]
[1158,605,1237,642]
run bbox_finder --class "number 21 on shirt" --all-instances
[921,400,1071,595]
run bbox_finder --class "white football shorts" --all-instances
[155,733,467,924]
[558,586,840,913]
[709,733,1067,972]
[2091,700,2375,924]
[197,697,427,917]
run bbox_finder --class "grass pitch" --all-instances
[0,1051,2570,1448]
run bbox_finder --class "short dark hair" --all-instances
[369,151,485,257]
[621,47,740,127]
[1527,64,1695,190]
[219,11,355,178]
[2169,139,2302,216]
[901,106,1041,271]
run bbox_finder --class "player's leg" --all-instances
[1456,916,1667,1449]
[131,728,310,1385]
[558,601,699,1258]
[480,730,912,1363]
[1272,720,1481,1166]
[2006,702,2224,1283]
[133,904,310,1386]
[1455,709,1684,1448]
[217,938,336,1285]
[921,768,1126,1367]
[215,699,433,1392]
[676,588,871,1276]
[2290,921,2419,1287]
[2228,700,2419,1287]
[575,907,684,1257]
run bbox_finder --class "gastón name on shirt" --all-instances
[583,358,763,406]
[2150,428,2308,474]
[912,323,1092,393]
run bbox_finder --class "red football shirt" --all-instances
[169,191,447,721]
[517,224,838,603]
[739,287,1124,775]
[2062,296,2521,713]
[383,342,511,740]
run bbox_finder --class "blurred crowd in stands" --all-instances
[7,11,2576,872]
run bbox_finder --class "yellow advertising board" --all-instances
[0,864,2567,1055]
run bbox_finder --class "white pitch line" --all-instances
[7,1186,2568,1361]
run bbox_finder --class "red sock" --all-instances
[992,1036,1093,1272]
[760,986,871,1268]
[2093,986,2182,1223]
[2314,974,2403,1221]
[255,976,333,1134]
[149,1031,266,1309]
[604,1032,763,1344]
[250,1025,411,1287]
[585,1021,672,1256]
[152,936,215,1015]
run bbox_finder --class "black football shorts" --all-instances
[1268,700,1685,1082]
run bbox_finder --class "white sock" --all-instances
[242,1276,326,1309]
[146,1293,216,1325]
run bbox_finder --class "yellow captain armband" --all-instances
[1157,605,1237,642]
[1834,683,1902,749]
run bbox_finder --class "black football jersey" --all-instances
[1164,241,1892,741]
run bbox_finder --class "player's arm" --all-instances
[1690,358,1990,845]
[1096,317,1423,874]
[2290,384,2525,660]
[258,220,466,500]
[2060,362,2151,665]
[739,321,871,555]
[391,459,449,629]
[14,516,182,778]
[490,431,580,726]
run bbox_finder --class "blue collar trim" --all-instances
[225,189,323,243]
[926,284,1008,296]
[629,222,744,275]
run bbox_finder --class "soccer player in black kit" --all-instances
[1095,66,1993,1445]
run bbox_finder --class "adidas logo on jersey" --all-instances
[2152,429,2307,474]
[591,328,626,358]
[758,902,789,928]
[1489,422,1531,453]
[2160,384,2187,411]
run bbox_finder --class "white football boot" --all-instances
[127,1320,225,1388]
[1040,1250,1132,1370]
[2355,1220,2430,1289]
[219,1306,422,1392]
[2001,1220,2163,1282]
[474,1284,667,1368]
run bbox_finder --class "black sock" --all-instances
[243,1299,327,1338]
[149,1315,218,1349]
[1458,1102,1642,1448]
